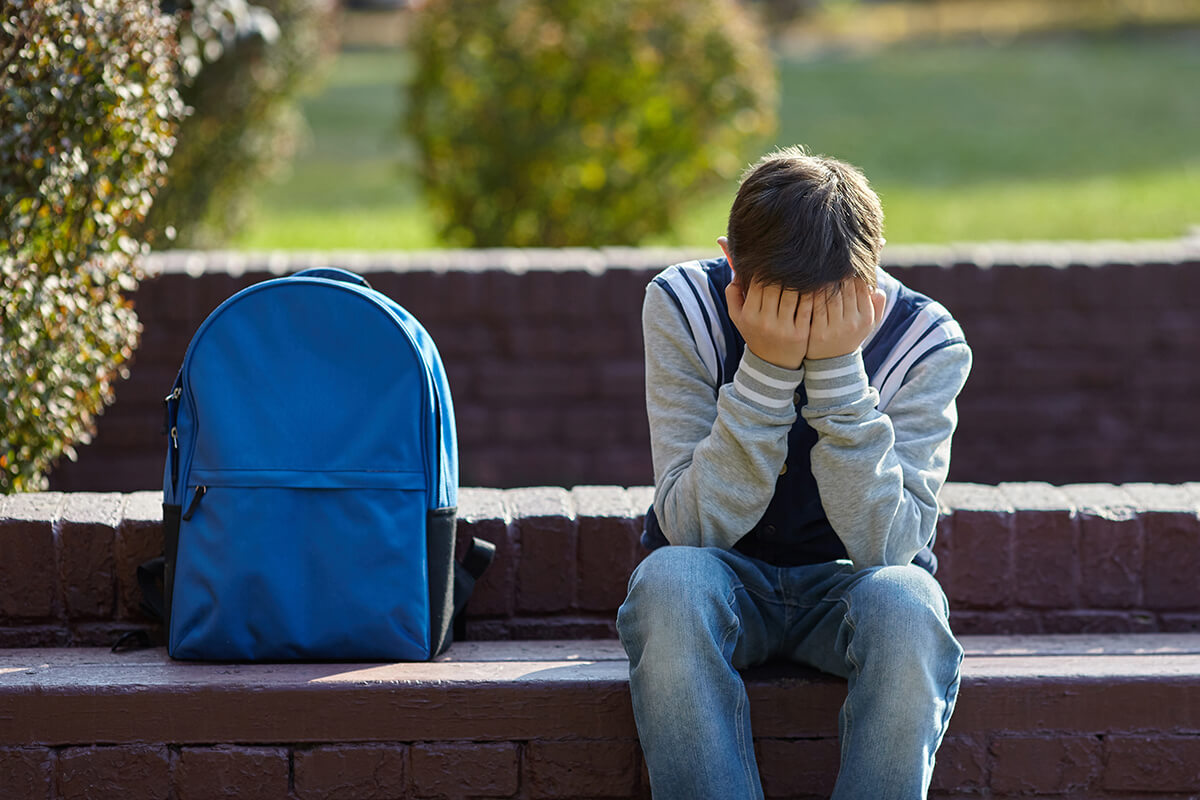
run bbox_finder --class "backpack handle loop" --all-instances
[293,267,372,289]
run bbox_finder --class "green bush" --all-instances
[0,0,184,492]
[141,0,334,249]
[407,0,778,247]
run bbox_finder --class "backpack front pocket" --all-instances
[169,470,432,661]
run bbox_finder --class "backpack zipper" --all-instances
[182,485,207,521]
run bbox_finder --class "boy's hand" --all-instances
[806,278,887,361]
[726,278,813,370]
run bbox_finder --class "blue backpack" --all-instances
[152,268,491,661]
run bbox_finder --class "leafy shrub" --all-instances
[407,0,778,247]
[141,0,335,249]
[1,0,184,492]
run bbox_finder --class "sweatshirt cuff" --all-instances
[731,350,805,411]
[803,350,870,409]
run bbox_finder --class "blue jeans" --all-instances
[616,546,962,800]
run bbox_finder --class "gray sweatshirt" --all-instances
[644,259,972,571]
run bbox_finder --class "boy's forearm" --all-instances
[645,284,801,548]
[802,344,970,569]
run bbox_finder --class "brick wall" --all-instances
[6,734,1200,799]
[3,482,1199,646]
[4,636,1200,799]
[45,239,1200,493]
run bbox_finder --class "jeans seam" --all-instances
[929,627,964,776]
[839,594,860,778]
[723,587,758,799]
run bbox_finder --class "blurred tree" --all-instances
[407,0,778,247]
[141,0,335,249]
[1,0,184,492]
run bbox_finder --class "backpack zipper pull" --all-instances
[182,486,207,521]
[170,427,179,488]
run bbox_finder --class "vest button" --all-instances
[779,463,788,476]
[793,391,802,406]
[763,524,777,537]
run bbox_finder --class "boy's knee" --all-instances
[842,565,958,661]
[618,547,739,643]
[846,564,949,624]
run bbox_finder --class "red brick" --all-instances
[410,742,519,798]
[475,362,596,400]
[1124,484,1200,610]
[175,746,288,800]
[587,447,654,489]
[115,491,165,620]
[456,489,515,619]
[1160,613,1200,632]
[572,486,638,612]
[598,359,645,399]
[930,510,956,601]
[506,321,621,359]
[990,735,1100,794]
[504,615,619,640]
[562,407,633,447]
[1043,609,1158,634]
[444,364,475,399]
[517,269,605,319]
[293,744,407,800]
[757,738,839,798]
[0,747,52,800]
[510,488,577,614]
[0,625,68,647]
[1063,484,1144,608]
[59,493,122,620]
[525,740,640,799]
[497,403,566,444]
[431,322,499,359]
[0,493,61,619]
[465,615,620,641]
[930,735,987,793]
[939,485,1014,608]
[1001,483,1079,609]
[56,746,169,800]
[454,403,491,446]
[949,610,1043,635]
[1104,736,1200,792]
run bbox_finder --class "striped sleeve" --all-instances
[804,350,873,409]
[731,350,804,410]
[871,301,966,410]
[652,262,730,386]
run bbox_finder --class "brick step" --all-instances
[3,634,1200,798]
[3,484,1200,649]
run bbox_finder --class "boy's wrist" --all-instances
[732,350,805,411]
[802,350,870,408]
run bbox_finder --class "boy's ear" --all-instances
[717,237,737,285]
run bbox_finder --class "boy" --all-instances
[616,146,971,799]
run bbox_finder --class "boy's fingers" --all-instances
[778,288,800,321]
[827,284,845,325]
[852,278,868,315]
[871,287,886,322]
[795,292,814,326]
[811,287,828,328]
[744,279,763,314]
[759,282,782,315]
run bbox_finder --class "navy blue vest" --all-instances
[642,258,959,574]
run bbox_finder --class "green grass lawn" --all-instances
[232,34,1200,249]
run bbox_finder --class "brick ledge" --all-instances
[4,636,1200,797]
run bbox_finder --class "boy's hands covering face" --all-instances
[726,276,887,370]
[726,279,813,370]
[806,278,887,361]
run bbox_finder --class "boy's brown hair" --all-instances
[725,146,883,294]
